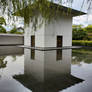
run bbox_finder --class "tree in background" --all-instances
[84,25,92,33]
[0,16,6,33]
[84,25,92,40]
[72,25,83,29]
[0,0,91,29]
[9,25,24,34]
[0,16,24,34]
[72,25,88,40]
[0,17,6,25]
[0,25,6,33]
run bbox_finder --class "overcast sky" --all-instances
[71,0,92,27]
[56,0,92,27]
[54,0,92,27]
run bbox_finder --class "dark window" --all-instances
[31,36,35,47]
[57,36,63,47]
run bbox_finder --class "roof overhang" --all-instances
[13,2,86,17]
[48,3,86,17]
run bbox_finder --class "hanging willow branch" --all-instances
[0,0,91,29]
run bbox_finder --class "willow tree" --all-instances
[0,0,91,29]
[0,17,6,25]
[0,17,6,33]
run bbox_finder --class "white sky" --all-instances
[54,0,92,27]
[72,0,92,27]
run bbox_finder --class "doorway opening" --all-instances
[57,36,63,47]
[31,36,35,47]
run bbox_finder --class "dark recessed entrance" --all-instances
[31,36,35,47]
[56,50,62,61]
[31,49,35,60]
[57,36,63,47]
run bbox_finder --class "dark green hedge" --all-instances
[72,40,92,46]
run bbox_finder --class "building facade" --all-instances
[24,4,85,48]
[25,15,72,47]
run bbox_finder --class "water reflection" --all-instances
[31,49,35,60]
[0,56,7,69]
[56,50,62,61]
[0,46,24,56]
[72,49,92,65]
[0,46,24,69]
[0,46,26,92]
[14,49,83,92]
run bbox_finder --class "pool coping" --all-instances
[17,45,83,51]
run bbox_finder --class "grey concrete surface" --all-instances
[18,45,82,51]
[0,34,24,45]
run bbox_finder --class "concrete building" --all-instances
[23,3,85,48]
[15,2,85,48]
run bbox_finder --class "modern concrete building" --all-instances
[24,3,85,48]
[15,2,85,48]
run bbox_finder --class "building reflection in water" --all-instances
[14,49,83,92]
[56,50,62,61]
[31,49,35,60]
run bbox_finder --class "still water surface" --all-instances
[0,46,92,92]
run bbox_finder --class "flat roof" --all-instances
[52,3,86,16]
[14,2,86,17]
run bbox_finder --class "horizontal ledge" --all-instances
[17,45,82,51]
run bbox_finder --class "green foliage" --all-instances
[72,49,92,64]
[72,40,92,46]
[0,56,7,69]
[15,1,73,29]
[0,16,6,25]
[83,25,92,40]
[84,25,92,33]
[0,16,7,33]
[0,0,74,28]
[9,26,23,34]
[72,27,88,40]
[72,25,83,29]
[9,27,17,34]
[0,0,89,30]
[0,25,6,33]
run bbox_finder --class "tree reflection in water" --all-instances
[0,56,7,69]
[72,49,92,65]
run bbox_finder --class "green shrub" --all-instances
[0,25,6,33]
[72,28,88,40]
[72,40,92,46]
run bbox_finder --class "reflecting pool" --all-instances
[0,46,92,92]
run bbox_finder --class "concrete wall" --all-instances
[45,15,72,47]
[24,19,45,47]
[0,34,24,45]
[24,15,72,47]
